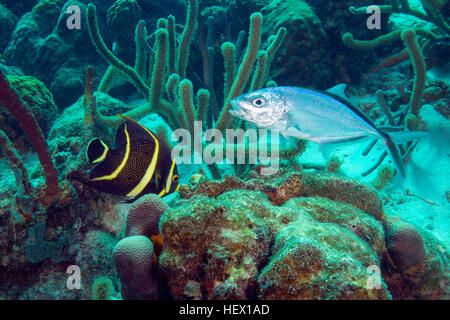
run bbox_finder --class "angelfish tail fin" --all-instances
[381,134,405,178]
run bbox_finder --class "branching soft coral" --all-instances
[85,0,286,178]
[343,1,448,122]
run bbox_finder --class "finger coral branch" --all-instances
[221,42,237,101]
[179,79,196,134]
[402,29,426,120]
[86,4,150,100]
[177,0,198,78]
[216,12,263,132]
[250,50,268,91]
[167,15,177,75]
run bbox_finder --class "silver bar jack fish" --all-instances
[85,115,179,202]
[229,84,426,177]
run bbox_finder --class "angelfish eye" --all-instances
[172,174,179,182]
[252,97,265,107]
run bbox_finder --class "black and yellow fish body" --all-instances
[86,115,179,201]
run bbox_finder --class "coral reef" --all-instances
[0,69,62,207]
[105,169,448,300]
[0,0,448,302]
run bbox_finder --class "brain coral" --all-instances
[125,193,168,239]
[383,215,426,272]
[113,235,159,300]
[381,215,449,300]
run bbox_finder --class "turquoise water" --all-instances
[0,0,448,300]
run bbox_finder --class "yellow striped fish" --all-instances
[85,115,179,201]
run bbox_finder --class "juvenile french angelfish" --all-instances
[229,85,426,177]
[85,115,180,202]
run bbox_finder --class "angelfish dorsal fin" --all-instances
[326,83,349,100]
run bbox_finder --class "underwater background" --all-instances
[0,0,448,300]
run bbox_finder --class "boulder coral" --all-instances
[258,219,390,300]
[179,170,384,220]
[107,0,142,43]
[159,177,390,299]
[261,0,330,88]
[159,190,275,300]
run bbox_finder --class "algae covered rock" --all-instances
[160,190,275,299]
[180,171,384,220]
[284,197,386,257]
[160,182,389,299]
[258,218,391,300]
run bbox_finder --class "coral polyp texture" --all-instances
[113,235,159,300]
[125,193,168,239]
[0,0,448,302]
